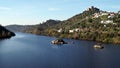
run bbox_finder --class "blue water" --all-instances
[0,32,120,68]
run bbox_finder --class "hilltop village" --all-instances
[6,6,120,44]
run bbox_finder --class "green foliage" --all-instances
[100,15,108,20]
[45,7,120,44]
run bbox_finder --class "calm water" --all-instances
[0,32,120,68]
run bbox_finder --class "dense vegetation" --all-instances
[42,6,120,44]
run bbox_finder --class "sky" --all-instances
[0,0,120,26]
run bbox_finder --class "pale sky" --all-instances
[0,0,120,26]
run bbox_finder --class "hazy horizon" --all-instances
[0,0,120,26]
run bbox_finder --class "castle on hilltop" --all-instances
[86,6,99,11]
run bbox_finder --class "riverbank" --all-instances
[38,31,120,44]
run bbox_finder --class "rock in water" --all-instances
[51,38,67,45]
[93,43,104,49]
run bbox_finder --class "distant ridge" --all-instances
[5,19,61,34]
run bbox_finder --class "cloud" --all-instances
[0,7,11,11]
[48,8,61,11]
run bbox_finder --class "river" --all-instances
[0,32,120,68]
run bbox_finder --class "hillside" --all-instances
[56,6,100,29]
[6,25,36,32]
[43,6,120,44]
[0,25,15,39]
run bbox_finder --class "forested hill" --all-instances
[0,25,15,39]
[55,6,101,29]
[43,6,120,44]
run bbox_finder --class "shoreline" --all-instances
[22,32,120,45]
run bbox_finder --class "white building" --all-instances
[75,28,80,32]
[57,28,63,33]
[108,16,112,18]
[69,30,74,33]
[101,20,113,24]
[104,25,106,27]
[108,13,115,18]
[93,13,101,18]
